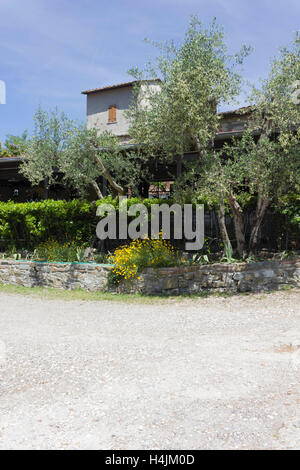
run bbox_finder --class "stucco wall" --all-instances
[86,81,161,139]
[86,86,133,138]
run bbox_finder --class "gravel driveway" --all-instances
[0,289,299,450]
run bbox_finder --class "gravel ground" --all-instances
[0,289,299,450]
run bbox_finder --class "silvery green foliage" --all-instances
[249,32,300,136]
[20,107,73,186]
[197,34,299,254]
[169,31,299,255]
[59,125,113,196]
[126,16,251,160]
[20,107,142,197]
[59,126,142,197]
[239,33,300,202]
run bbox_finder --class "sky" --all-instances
[0,0,299,144]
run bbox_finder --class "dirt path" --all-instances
[0,290,299,449]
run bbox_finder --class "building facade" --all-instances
[82,79,162,144]
[0,80,252,201]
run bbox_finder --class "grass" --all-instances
[0,281,241,304]
[0,282,172,304]
[0,282,298,305]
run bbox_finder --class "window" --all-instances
[108,105,117,123]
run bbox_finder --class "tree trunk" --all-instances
[217,202,232,254]
[44,177,49,200]
[227,191,246,258]
[94,155,125,195]
[246,115,271,255]
[191,134,232,255]
[91,181,103,199]
[248,194,270,254]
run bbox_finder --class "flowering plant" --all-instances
[109,236,180,282]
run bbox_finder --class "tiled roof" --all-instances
[0,156,23,161]
[82,79,162,95]
[218,106,253,116]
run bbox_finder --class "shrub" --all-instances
[0,200,98,250]
[94,252,110,264]
[0,196,298,253]
[33,239,87,262]
[0,198,182,251]
[109,237,180,283]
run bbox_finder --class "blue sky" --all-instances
[0,0,299,144]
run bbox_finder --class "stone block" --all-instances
[162,277,178,290]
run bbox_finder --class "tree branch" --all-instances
[94,154,125,195]
[91,180,104,199]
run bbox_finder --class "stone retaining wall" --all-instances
[117,259,300,295]
[0,259,299,295]
[0,260,110,292]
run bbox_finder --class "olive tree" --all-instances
[59,126,142,198]
[126,16,251,250]
[219,34,300,255]
[195,130,300,257]
[20,107,73,199]
[20,107,141,199]
[245,34,300,252]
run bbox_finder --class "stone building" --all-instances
[0,80,252,201]
[82,79,162,144]
[81,79,253,198]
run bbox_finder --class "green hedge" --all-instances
[0,196,299,251]
[0,200,99,250]
[0,197,201,250]
[0,198,180,250]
